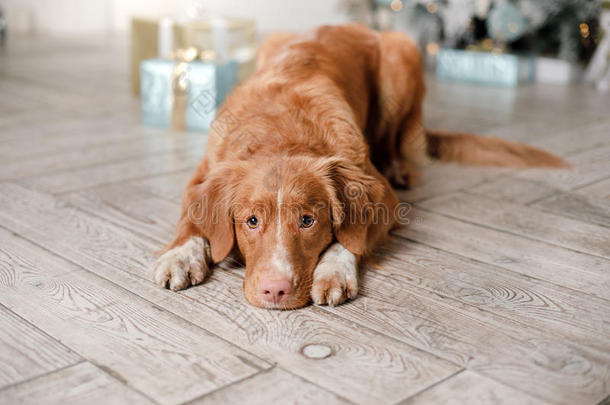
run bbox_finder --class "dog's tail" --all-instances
[425,130,570,168]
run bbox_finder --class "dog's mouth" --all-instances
[263,300,299,310]
[262,297,311,310]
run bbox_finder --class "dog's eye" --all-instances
[300,215,315,228]
[246,216,259,229]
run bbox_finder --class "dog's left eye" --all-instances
[300,215,315,228]
[246,216,259,229]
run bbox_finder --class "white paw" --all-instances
[152,236,212,291]
[311,243,358,306]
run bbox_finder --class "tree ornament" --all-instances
[487,0,526,43]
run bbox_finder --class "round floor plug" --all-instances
[301,344,332,359]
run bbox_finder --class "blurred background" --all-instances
[0,0,348,34]
[1,0,609,89]
[0,0,609,135]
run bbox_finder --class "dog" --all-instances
[152,24,567,309]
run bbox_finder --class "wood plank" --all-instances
[171,269,461,405]
[427,78,607,129]
[395,163,509,203]
[59,182,610,405]
[0,133,206,181]
[129,170,193,203]
[402,370,549,405]
[392,207,610,300]
[0,362,152,405]
[421,192,610,258]
[399,119,609,204]
[0,306,81,389]
[479,115,609,149]
[2,59,130,95]
[0,71,134,116]
[533,177,610,228]
[0,110,135,143]
[365,237,610,351]
[320,269,610,405]
[63,184,181,241]
[0,183,461,405]
[22,147,203,194]
[0,226,269,405]
[423,106,503,134]
[413,109,610,204]
[526,121,610,157]
[424,77,519,119]
[191,367,352,405]
[465,177,563,205]
[467,144,610,204]
[0,126,154,163]
[0,108,71,132]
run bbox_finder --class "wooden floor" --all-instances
[0,35,609,405]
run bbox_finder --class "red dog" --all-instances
[152,25,567,309]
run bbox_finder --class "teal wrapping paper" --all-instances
[140,58,238,131]
[437,48,534,87]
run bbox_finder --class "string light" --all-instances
[390,0,403,12]
[579,23,590,38]
[426,42,439,55]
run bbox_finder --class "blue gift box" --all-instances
[140,58,238,131]
[436,48,534,87]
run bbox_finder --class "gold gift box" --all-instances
[131,17,257,95]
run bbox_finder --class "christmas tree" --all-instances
[341,0,602,63]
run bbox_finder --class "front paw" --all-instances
[311,243,358,306]
[152,236,212,291]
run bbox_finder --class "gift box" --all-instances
[436,48,534,87]
[131,16,256,95]
[140,56,237,131]
[535,57,583,85]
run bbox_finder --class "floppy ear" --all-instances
[184,165,241,263]
[320,159,384,255]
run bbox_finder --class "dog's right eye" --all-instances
[246,216,259,229]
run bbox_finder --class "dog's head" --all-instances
[189,155,383,309]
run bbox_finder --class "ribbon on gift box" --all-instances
[160,17,230,130]
[169,46,217,130]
